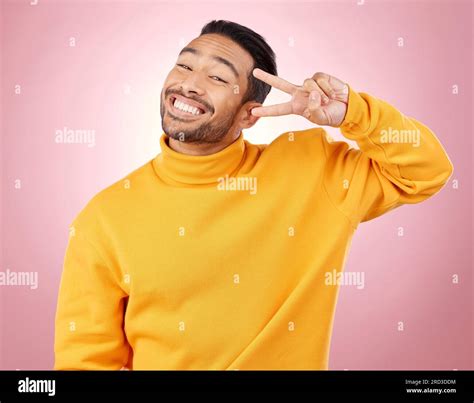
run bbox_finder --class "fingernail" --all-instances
[310,91,318,101]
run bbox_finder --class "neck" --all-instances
[154,129,247,185]
[168,129,241,156]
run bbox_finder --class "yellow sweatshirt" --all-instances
[54,87,453,370]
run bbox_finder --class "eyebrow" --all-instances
[178,47,240,79]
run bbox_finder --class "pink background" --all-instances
[0,0,472,370]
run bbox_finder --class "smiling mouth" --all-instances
[168,95,209,120]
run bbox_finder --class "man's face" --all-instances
[160,33,255,144]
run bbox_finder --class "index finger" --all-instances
[252,68,297,95]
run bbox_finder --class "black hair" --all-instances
[200,20,277,105]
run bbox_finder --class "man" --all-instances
[54,20,453,370]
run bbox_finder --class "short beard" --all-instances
[160,97,237,144]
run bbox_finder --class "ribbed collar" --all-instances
[153,132,247,185]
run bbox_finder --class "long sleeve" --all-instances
[321,86,454,227]
[54,223,131,370]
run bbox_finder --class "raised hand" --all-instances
[251,68,349,127]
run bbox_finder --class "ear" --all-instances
[237,101,262,129]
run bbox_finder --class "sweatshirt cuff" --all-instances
[339,85,369,130]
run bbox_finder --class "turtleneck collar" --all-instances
[152,132,247,185]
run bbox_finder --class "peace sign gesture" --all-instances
[251,68,349,127]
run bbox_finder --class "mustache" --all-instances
[165,88,214,114]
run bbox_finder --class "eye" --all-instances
[210,76,227,84]
[176,64,192,71]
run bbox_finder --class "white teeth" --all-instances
[172,98,203,116]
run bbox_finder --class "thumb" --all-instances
[304,90,328,123]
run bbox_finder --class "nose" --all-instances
[179,71,206,97]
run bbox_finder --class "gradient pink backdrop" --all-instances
[0,0,472,370]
